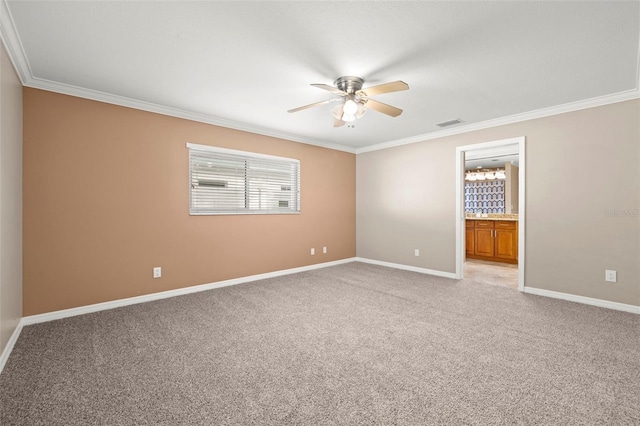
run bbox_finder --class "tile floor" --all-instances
[464,258,519,288]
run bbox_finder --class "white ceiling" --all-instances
[2,1,639,153]
[464,144,519,171]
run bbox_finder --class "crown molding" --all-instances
[356,88,640,154]
[26,75,637,158]
[0,0,29,84]
[26,77,357,154]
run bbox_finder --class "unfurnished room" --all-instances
[0,1,638,425]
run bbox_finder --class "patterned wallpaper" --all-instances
[464,180,505,213]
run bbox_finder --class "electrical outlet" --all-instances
[414,249,420,257]
[323,246,327,254]
[605,270,616,283]
[153,267,162,278]
[310,248,315,255]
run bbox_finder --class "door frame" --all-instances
[455,136,526,291]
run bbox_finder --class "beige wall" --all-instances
[357,99,639,306]
[0,42,23,353]
[23,88,356,315]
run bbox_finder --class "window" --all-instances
[187,143,300,215]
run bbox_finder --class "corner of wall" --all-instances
[0,38,23,358]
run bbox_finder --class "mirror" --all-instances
[464,152,519,214]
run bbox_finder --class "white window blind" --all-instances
[187,143,300,215]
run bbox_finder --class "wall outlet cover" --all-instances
[605,270,616,283]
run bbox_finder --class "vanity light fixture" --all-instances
[465,168,507,181]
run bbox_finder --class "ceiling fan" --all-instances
[288,76,409,127]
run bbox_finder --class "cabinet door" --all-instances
[495,228,517,260]
[465,228,475,256]
[475,228,494,257]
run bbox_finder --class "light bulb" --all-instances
[342,114,356,122]
[343,99,358,115]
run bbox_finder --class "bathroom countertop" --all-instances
[466,214,518,221]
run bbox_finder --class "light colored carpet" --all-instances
[1,262,638,425]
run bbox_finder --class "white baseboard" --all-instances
[4,258,637,377]
[0,258,353,376]
[354,257,458,279]
[0,319,24,375]
[355,258,639,314]
[21,258,358,327]
[0,256,452,375]
[524,286,640,314]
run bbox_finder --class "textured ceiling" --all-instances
[2,1,639,152]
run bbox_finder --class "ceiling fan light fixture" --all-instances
[331,101,360,123]
[343,99,358,115]
[289,76,407,126]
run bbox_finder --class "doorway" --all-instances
[455,137,525,291]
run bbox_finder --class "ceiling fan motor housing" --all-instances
[334,76,364,94]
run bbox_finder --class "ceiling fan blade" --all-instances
[356,80,409,97]
[287,99,334,113]
[311,83,347,95]
[333,118,345,127]
[364,99,403,117]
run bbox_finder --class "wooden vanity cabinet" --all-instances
[465,220,475,256]
[494,221,518,261]
[466,219,518,264]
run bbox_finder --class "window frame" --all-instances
[187,143,301,216]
